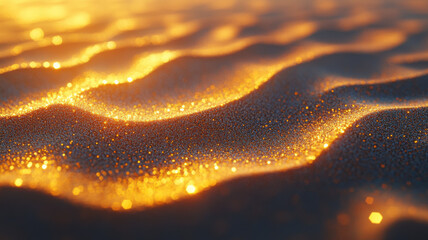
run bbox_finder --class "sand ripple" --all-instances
[0,0,427,213]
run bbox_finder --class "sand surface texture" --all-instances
[0,0,427,239]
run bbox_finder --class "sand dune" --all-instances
[0,107,426,239]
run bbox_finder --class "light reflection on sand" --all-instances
[0,0,427,212]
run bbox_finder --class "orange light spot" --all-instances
[186,184,196,194]
[14,178,23,187]
[72,187,81,195]
[30,28,44,41]
[52,35,63,45]
[369,212,383,224]
[53,62,61,69]
[121,199,132,209]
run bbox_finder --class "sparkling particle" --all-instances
[52,35,63,45]
[53,62,61,69]
[121,199,132,210]
[186,184,196,194]
[369,212,383,224]
[30,28,44,41]
[72,187,81,195]
[14,178,23,187]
